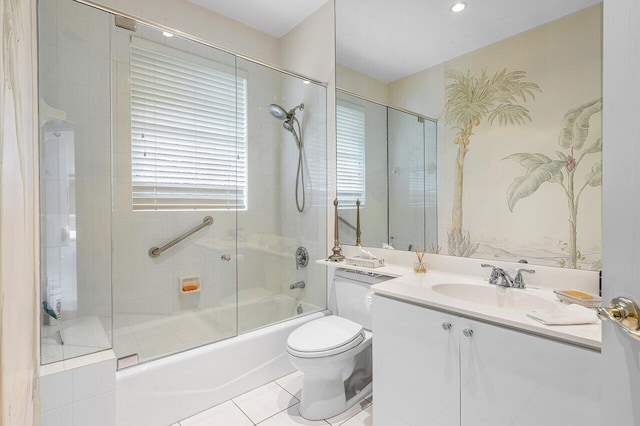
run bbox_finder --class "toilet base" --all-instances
[298,380,372,421]
[293,343,372,421]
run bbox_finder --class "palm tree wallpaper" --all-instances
[444,68,540,257]
[439,5,602,269]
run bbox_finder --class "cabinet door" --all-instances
[458,317,601,426]
[373,295,460,425]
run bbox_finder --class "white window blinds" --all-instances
[336,104,366,207]
[130,37,247,211]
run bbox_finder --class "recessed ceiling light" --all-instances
[450,2,467,13]
[162,31,174,37]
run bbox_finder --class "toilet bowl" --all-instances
[286,316,372,420]
[285,269,391,420]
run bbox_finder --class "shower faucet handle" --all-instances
[221,254,231,262]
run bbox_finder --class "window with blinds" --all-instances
[337,104,366,208]
[130,37,247,211]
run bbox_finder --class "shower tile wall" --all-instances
[39,0,113,363]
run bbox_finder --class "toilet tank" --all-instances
[334,269,393,330]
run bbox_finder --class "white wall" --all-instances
[87,0,281,67]
[336,64,389,105]
[1,0,39,424]
[278,1,334,310]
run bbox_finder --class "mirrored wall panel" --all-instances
[336,91,437,251]
[336,0,602,269]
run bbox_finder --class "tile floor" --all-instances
[172,371,373,426]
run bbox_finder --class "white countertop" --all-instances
[318,259,601,351]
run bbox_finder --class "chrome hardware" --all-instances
[441,322,452,331]
[149,216,213,258]
[115,15,137,32]
[513,268,535,289]
[463,328,474,338]
[297,304,304,314]
[481,264,532,288]
[482,264,513,286]
[221,254,231,262]
[518,259,529,264]
[338,216,357,232]
[289,280,306,290]
[356,199,362,246]
[117,353,139,369]
[597,297,640,341]
[296,247,309,269]
[481,264,499,284]
[328,199,345,262]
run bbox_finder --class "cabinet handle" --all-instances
[441,322,452,331]
[463,328,474,338]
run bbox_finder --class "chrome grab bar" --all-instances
[597,297,640,342]
[148,216,213,258]
[338,215,356,232]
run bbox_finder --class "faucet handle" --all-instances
[481,264,499,284]
[514,268,535,288]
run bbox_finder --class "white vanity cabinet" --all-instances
[373,294,601,426]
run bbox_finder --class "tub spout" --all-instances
[290,280,306,290]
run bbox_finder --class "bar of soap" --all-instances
[561,290,593,300]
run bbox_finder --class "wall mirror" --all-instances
[336,0,602,270]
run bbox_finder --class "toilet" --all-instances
[286,269,391,420]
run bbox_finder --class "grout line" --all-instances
[273,378,300,401]
[231,399,258,425]
[254,405,293,425]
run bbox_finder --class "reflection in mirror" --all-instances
[336,91,437,251]
[336,0,602,269]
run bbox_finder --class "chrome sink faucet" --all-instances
[481,264,535,289]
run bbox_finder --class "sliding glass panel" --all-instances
[38,0,113,364]
[110,22,239,364]
[388,108,426,251]
[234,58,327,333]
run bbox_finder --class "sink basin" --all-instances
[432,283,557,311]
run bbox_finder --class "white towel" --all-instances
[527,304,599,326]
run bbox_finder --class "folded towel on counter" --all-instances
[527,304,599,326]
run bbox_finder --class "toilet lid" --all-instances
[287,316,364,355]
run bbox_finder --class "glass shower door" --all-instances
[110,20,240,364]
[234,57,327,333]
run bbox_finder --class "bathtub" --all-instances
[115,295,327,426]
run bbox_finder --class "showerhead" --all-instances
[268,103,305,121]
[268,104,288,120]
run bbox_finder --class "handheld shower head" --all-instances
[268,104,288,120]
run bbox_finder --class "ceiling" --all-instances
[337,0,602,82]
[188,0,601,83]
[188,0,329,38]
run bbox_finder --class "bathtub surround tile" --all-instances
[72,391,116,426]
[180,401,253,426]
[233,381,299,424]
[257,404,330,425]
[71,357,116,402]
[275,370,304,399]
[40,371,73,413]
[40,405,73,426]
